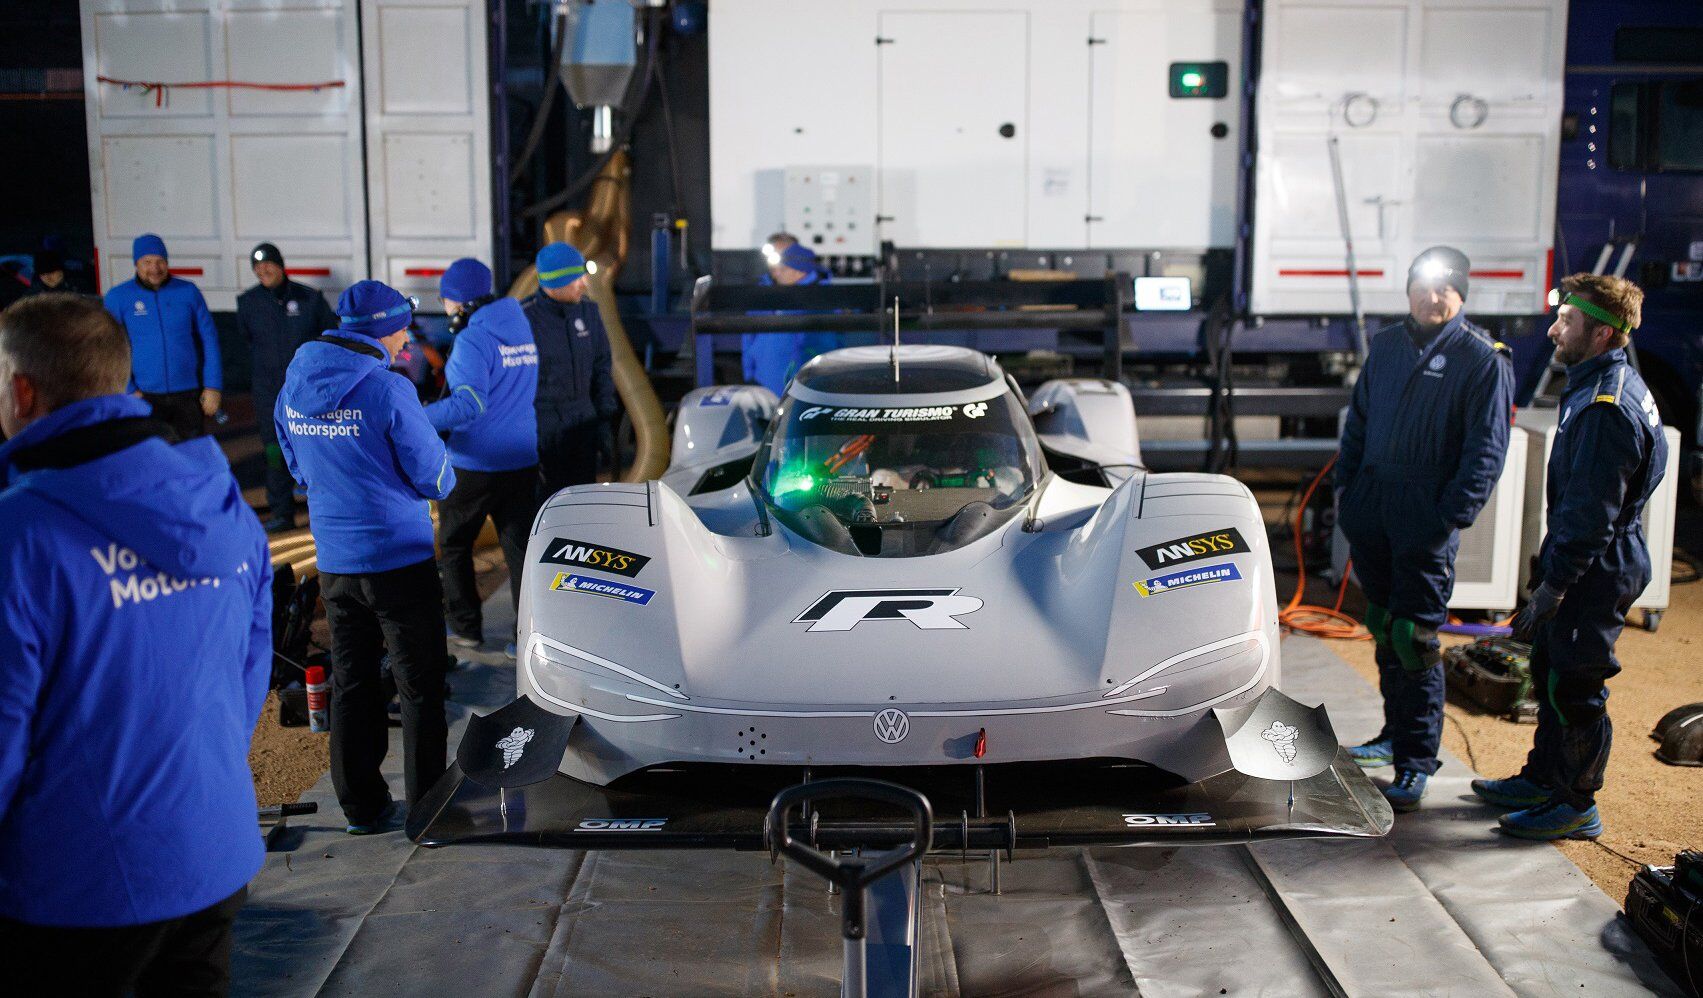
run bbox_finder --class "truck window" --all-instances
[1655,80,1703,172]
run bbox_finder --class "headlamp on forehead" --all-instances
[585,259,598,276]
[1416,256,1450,282]
[761,242,781,266]
[1549,289,1633,332]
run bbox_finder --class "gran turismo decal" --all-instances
[1122,812,1216,827]
[549,572,656,606]
[794,589,982,632]
[799,405,967,423]
[1134,527,1249,570]
[1133,562,1242,597]
[873,708,910,744]
[540,537,650,577]
[496,726,534,770]
[575,818,667,831]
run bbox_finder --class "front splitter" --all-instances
[407,749,1392,850]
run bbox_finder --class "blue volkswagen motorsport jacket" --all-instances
[104,276,223,394]
[0,395,270,926]
[425,297,539,472]
[276,331,456,574]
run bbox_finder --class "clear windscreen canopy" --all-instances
[755,391,1045,529]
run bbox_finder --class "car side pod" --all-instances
[1651,702,1703,767]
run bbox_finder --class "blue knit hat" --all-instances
[535,242,589,289]
[439,258,493,303]
[779,242,819,275]
[336,280,414,337]
[132,233,168,263]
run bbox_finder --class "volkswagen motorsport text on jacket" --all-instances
[276,330,456,573]
[425,296,539,472]
[0,394,271,926]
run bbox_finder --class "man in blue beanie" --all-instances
[1336,245,1514,812]
[0,294,271,991]
[276,280,457,833]
[742,239,838,395]
[427,258,540,658]
[523,242,618,496]
[103,233,223,440]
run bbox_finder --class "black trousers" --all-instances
[321,558,449,825]
[438,466,540,641]
[142,389,205,440]
[538,423,600,500]
[254,388,297,523]
[0,886,245,997]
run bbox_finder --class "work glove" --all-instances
[1509,581,1565,643]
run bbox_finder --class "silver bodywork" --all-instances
[519,347,1280,786]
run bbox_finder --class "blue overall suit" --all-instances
[1337,312,1515,774]
[1521,348,1666,808]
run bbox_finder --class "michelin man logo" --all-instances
[962,402,989,418]
[1261,720,1299,764]
[497,726,535,770]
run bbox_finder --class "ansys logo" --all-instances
[794,589,983,632]
[540,536,650,578]
[1134,527,1249,570]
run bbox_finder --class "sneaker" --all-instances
[1382,769,1428,812]
[345,801,403,836]
[1347,738,1394,769]
[447,631,481,650]
[1499,800,1602,840]
[503,642,517,660]
[1470,774,1552,809]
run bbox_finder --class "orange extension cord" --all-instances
[1278,456,1370,640]
[97,76,346,108]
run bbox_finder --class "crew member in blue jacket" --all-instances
[741,238,838,396]
[1336,247,1515,811]
[103,233,223,440]
[276,280,456,833]
[522,242,618,497]
[237,242,338,532]
[0,294,270,991]
[1475,275,1667,840]
[427,258,540,658]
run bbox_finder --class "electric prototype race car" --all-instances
[410,346,1390,849]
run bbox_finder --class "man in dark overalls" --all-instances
[523,242,618,498]
[1474,274,1666,839]
[236,242,337,531]
[1336,247,1515,811]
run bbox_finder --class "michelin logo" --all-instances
[549,572,655,606]
[91,542,242,609]
[283,404,364,439]
[1133,562,1241,597]
[498,343,538,368]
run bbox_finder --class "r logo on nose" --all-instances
[794,589,984,632]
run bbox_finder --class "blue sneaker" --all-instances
[1499,800,1602,840]
[504,642,517,660]
[1470,774,1552,809]
[1382,770,1428,812]
[1347,738,1394,769]
[346,801,402,836]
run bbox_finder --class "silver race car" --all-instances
[517,345,1279,787]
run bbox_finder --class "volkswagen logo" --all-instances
[873,708,910,744]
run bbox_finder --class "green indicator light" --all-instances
[775,471,817,495]
[1181,71,1204,88]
